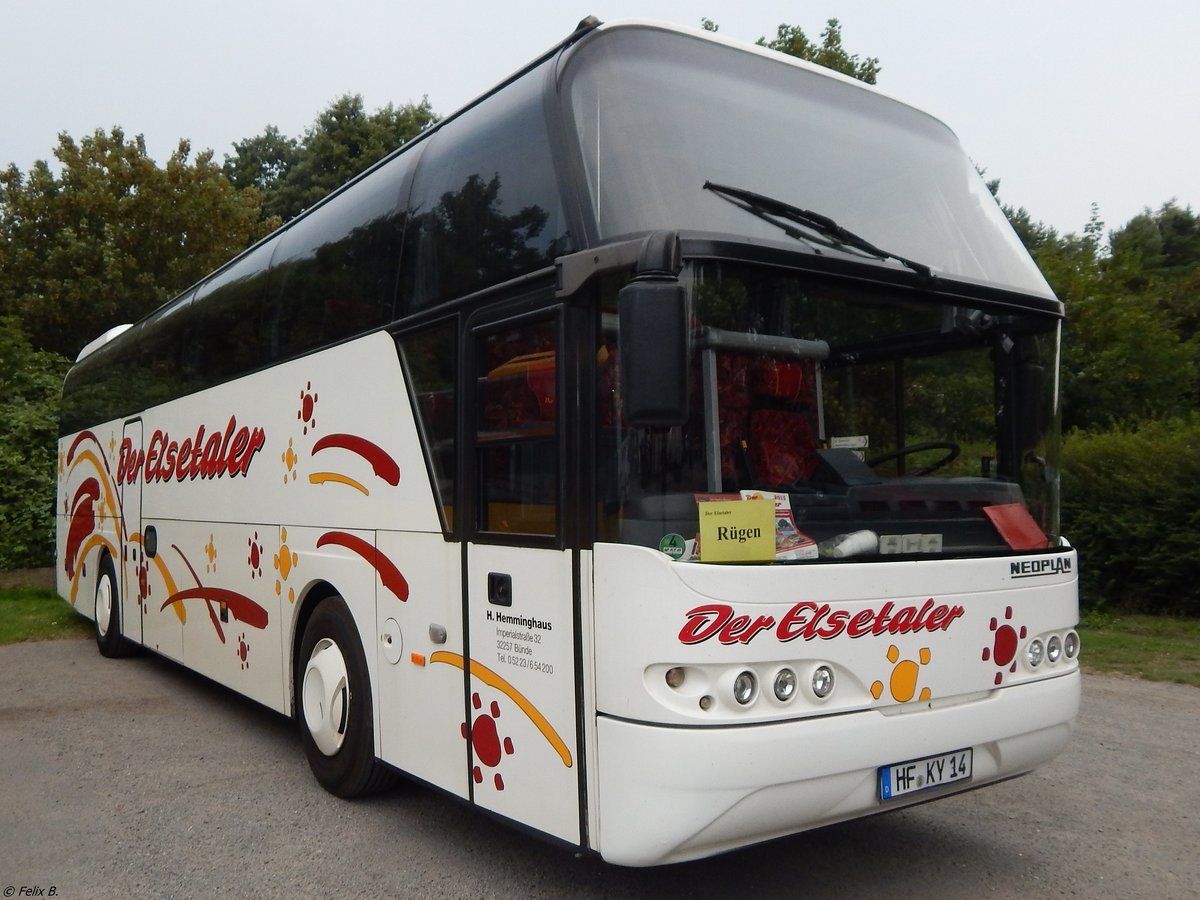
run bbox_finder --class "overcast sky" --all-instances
[4,0,1196,238]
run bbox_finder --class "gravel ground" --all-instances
[1,638,1197,899]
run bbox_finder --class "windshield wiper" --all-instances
[703,180,933,279]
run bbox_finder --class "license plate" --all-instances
[880,748,972,800]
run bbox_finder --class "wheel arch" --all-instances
[288,579,342,718]
[291,576,396,796]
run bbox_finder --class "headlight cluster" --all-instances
[663,663,837,713]
[1025,629,1081,670]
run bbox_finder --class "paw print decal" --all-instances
[462,692,515,791]
[274,526,298,604]
[281,437,299,483]
[204,534,218,573]
[247,531,263,579]
[872,644,932,702]
[983,606,1027,685]
[298,382,318,435]
[237,632,251,669]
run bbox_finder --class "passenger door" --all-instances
[463,307,581,845]
[120,419,144,646]
[130,420,182,662]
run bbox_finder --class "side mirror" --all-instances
[618,232,688,427]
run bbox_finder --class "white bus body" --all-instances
[58,19,1079,866]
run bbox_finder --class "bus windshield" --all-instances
[598,260,1061,560]
[562,25,1053,299]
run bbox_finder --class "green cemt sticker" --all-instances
[659,533,687,560]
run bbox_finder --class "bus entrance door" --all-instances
[126,418,181,662]
[465,544,579,845]
[462,310,580,844]
[120,418,143,647]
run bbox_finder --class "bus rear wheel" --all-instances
[95,554,132,658]
[297,595,395,797]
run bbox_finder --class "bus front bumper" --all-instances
[593,669,1079,866]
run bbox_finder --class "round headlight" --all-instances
[1064,630,1080,659]
[811,665,835,699]
[1026,638,1045,668]
[665,666,685,689]
[1047,634,1063,663]
[773,668,797,702]
[733,670,757,705]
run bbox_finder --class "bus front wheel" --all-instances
[297,596,395,798]
[95,554,132,658]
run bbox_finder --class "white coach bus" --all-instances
[57,18,1079,866]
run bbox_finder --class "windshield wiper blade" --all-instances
[703,180,933,279]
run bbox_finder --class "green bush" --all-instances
[1061,416,1200,616]
[0,318,69,569]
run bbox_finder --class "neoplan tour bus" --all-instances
[57,18,1080,866]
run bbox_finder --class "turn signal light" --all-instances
[773,668,797,702]
[733,670,757,705]
[811,665,835,699]
[1026,638,1045,668]
[1064,630,1080,659]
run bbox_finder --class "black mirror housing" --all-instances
[618,232,688,427]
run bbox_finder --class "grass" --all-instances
[1,586,1198,688]
[1078,610,1200,687]
[0,586,93,644]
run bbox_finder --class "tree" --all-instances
[1106,202,1200,342]
[0,316,69,568]
[758,19,880,83]
[983,184,1197,431]
[1110,201,1200,277]
[222,125,299,206]
[982,171,1060,255]
[0,128,275,358]
[1033,207,1195,428]
[225,95,438,222]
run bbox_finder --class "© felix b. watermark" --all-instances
[4,888,59,897]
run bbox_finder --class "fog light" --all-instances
[1047,634,1063,664]
[1064,630,1080,659]
[773,668,797,702]
[699,695,714,711]
[1026,638,1045,668]
[733,670,757,705]
[665,666,685,689]
[811,665,835,699]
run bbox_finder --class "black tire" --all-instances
[296,595,395,797]
[94,553,132,658]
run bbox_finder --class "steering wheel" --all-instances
[866,441,961,476]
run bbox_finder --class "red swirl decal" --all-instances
[311,434,400,486]
[162,588,269,630]
[65,478,101,578]
[316,531,409,601]
[66,430,100,465]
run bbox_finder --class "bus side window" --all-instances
[184,241,274,389]
[262,156,409,364]
[396,322,458,533]
[399,58,572,315]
